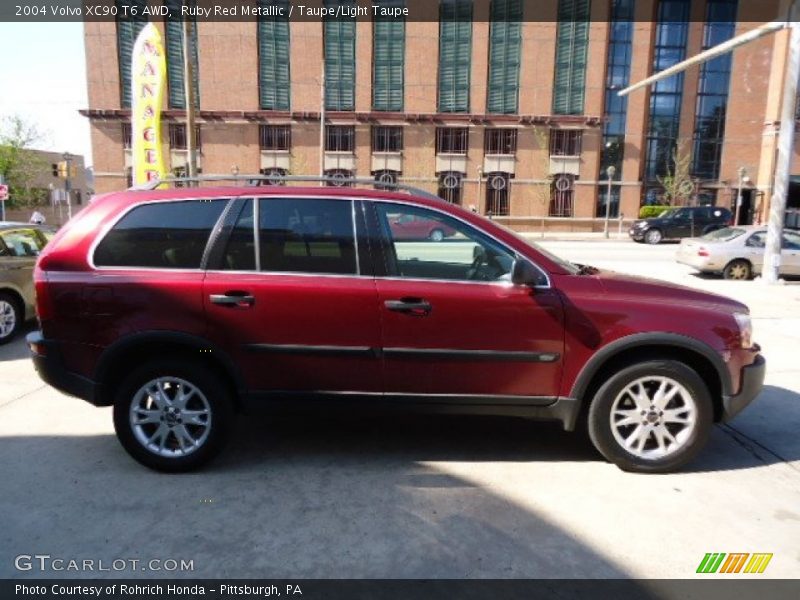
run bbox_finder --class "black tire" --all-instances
[0,292,22,346]
[587,360,713,473]
[429,228,445,242]
[112,359,233,472]
[722,259,752,281]
[644,228,663,245]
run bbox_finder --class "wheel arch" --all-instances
[569,333,731,424]
[93,331,247,409]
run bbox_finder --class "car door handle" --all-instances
[210,292,255,308]
[384,297,432,317]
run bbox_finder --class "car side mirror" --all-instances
[511,259,540,287]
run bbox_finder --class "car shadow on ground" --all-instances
[0,321,35,361]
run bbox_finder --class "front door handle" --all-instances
[210,291,255,308]
[384,297,432,317]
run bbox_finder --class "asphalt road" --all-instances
[1,240,798,579]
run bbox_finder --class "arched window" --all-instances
[485,172,510,216]
[374,169,399,191]
[324,169,353,187]
[437,171,463,205]
[549,174,575,217]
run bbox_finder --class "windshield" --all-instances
[494,223,580,275]
[701,227,746,242]
[657,209,677,219]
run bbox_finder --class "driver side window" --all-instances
[375,203,516,282]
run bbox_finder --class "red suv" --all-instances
[27,183,765,473]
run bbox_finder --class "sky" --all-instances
[0,22,92,165]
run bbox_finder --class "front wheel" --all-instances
[429,228,445,242]
[113,359,233,472]
[644,229,663,245]
[587,360,713,473]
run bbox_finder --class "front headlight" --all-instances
[733,313,753,349]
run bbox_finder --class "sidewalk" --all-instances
[517,231,631,242]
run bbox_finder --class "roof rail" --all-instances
[131,174,444,202]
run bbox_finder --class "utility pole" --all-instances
[735,167,745,226]
[604,166,616,239]
[183,10,197,184]
[319,63,326,186]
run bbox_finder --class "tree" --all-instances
[0,115,49,209]
[657,141,693,206]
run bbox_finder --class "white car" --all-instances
[676,226,800,280]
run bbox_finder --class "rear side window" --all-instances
[220,198,357,275]
[94,200,226,268]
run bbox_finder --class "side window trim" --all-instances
[203,197,252,271]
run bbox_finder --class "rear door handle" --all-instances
[384,297,432,317]
[210,291,255,308]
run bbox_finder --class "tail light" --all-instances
[697,247,709,257]
[33,266,54,322]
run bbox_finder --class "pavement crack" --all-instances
[0,385,47,409]
[718,423,800,474]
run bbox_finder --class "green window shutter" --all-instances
[373,1,405,112]
[487,0,522,114]
[115,0,147,108]
[438,0,473,113]
[324,1,356,111]
[258,0,291,110]
[553,0,590,115]
[164,1,200,109]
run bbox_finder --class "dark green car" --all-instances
[0,223,54,344]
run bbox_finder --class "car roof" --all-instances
[0,222,53,231]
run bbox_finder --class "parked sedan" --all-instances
[0,223,54,343]
[676,226,800,280]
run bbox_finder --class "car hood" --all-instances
[594,269,748,314]
[634,218,667,227]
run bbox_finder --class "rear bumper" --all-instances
[27,331,103,405]
[721,354,766,422]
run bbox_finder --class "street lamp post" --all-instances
[63,152,73,221]
[476,166,483,215]
[604,165,616,239]
[735,166,746,226]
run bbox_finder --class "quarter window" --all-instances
[0,229,46,257]
[376,203,520,283]
[94,200,227,268]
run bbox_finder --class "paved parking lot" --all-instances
[1,240,799,579]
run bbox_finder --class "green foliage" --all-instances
[0,115,48,209]
[639,205,671,219]
[656,141,693,206]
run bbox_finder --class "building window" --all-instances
[374,169,400,190]
[371,126,403,152]
[259,167,288,185]
[436,127,469,154]
[164,0,200,109]
[325,169,354,186]
[324,0,356,111]
[600,0,634,180]
[325,126,355,152]
[373,0,405,111]
[549,129,582,156]
[487,0,523,114]
[597,184,620,218]
[485,172,510,216]
[553,0,591,115]
[484,129,517,155]
[260,125,291,151]
[438,0,473,113]
[550,174,575,217]
[122,122,132,149]
[125,167,133,188]
[644,0,691,192]
[437,171,463,205]
[258,0,291,111]
[692,0,737,181]
[115,0,147,109]
[169,124,202,150]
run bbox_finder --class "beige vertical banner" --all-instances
[131,23,167,186]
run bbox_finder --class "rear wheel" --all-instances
[723,259,752,280]
[112,359,233,472]
[429,228,445,242]
[644,229,663,245]
[587,360,713,473]
[0,293,22,345]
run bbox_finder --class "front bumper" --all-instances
[721,354,766,422]
[27,331,103,405]
[629,228,646,240]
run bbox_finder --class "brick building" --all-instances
[82,0,800,230]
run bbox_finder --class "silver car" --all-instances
[676,226,800,280]
[0,223,54,344]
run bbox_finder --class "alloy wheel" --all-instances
[0,300,17,339]
[609,376,697,460]
[129,377,212,458]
